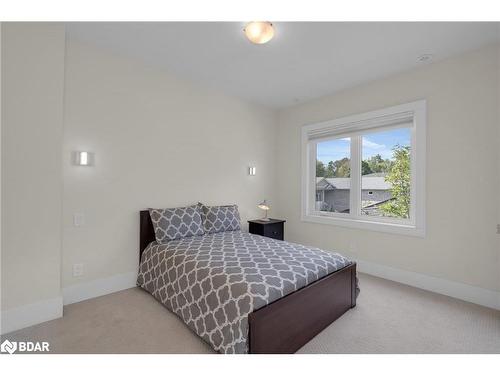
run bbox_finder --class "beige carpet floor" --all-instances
[3,273,499,354]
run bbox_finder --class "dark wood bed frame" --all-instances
[140,210,357,354]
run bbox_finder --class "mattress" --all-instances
[137,230,355,353]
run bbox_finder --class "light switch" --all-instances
[72,263,84,277]
[73,213,85,227]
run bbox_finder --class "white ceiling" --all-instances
[67,22,499,108]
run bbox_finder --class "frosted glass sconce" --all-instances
[74,151,94,166]
[248,166,256,176]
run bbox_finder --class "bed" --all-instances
[138,210,358,354]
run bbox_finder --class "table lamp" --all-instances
[257,200,271,221]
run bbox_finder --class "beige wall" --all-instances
[62,39,277,288]
[0,22,2,314]
[497,44,500,232]
[1,24,499,329]
[0,22,2,315]
[276,44,500,292]
[1,24,65,310]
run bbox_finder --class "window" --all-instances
[361,127,411,219]
[316,138,350,213]
[301,101,426,236]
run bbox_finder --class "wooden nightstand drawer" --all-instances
[248,219,285,241]
[263,222,284,240]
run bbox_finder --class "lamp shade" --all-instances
[257,200,270,210]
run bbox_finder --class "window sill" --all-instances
[301,213,425,237]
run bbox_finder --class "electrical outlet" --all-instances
[73,213,85,227]
[72,263,84,277]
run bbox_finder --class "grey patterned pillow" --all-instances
[149,205,205,243]
[199,203,241,234]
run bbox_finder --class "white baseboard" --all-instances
[356,259,500,310]
[62,271,137,305]
[1,296,63,335]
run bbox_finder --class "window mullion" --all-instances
[350,135,361,217]
[308,141,317,214]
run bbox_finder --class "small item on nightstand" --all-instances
[257,199,271,221]
[248,218,286,241]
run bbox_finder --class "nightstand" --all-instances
[248,219,286,241]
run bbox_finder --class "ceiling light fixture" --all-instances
[244,21,274,44]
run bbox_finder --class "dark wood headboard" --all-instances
[140,210,155,261]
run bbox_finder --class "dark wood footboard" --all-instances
[248,262,357,354]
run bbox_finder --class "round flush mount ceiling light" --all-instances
[244,21,274,44]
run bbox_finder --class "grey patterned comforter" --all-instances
[137,230,355,354]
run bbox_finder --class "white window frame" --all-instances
[301,100,426,237]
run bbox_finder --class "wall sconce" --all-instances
[248,166,256,176]
[74,151,94,166]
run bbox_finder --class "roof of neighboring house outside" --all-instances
[326,177,350,189]
[316,176,391,190]
[362,172,388,177]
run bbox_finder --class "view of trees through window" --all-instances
[316,157,351,178]
[315,128,411,219]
